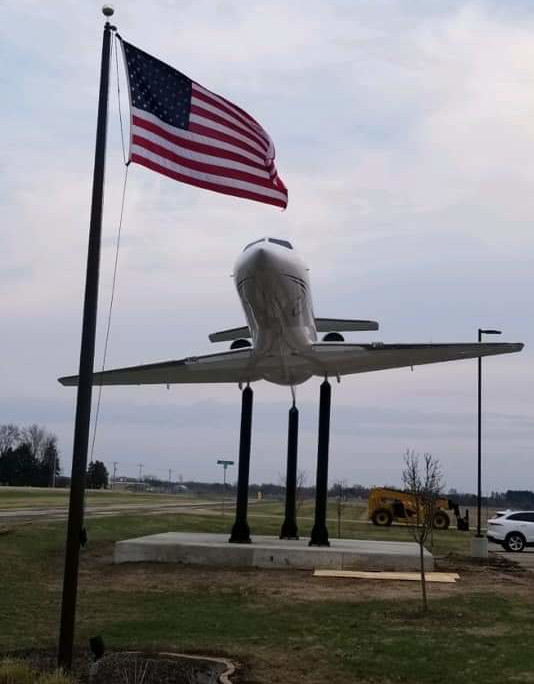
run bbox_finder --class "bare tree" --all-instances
[0,424,20,455]
[402,450,443,612]
[332,479,348,538]
[21,424,49,460]
[295,468,307,514]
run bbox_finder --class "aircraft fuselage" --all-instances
[234,238,316,385]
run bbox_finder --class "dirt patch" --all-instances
[436,552,525,573]
[77,550,534,605]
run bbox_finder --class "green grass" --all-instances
[0,658,35,684]
[72,592,534,681]
[1,507,532,683]
[0,659,76,684]
[247,499,471,555]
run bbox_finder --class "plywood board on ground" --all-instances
[314,570,460,583]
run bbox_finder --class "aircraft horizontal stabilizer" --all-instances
[58,348,261,386]
[315,318,379,332]
[310,342,524,376]
[209,325,251,343]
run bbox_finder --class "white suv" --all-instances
[487,510,534,552]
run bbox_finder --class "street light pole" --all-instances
[477,328,501,538]
[217,459,234,516]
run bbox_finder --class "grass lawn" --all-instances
[2,507,534,683]
[0,487,202,509]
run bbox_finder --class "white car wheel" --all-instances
[505,533,525,552]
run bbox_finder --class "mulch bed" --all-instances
[90,652,227,684]
[4,649,234,684]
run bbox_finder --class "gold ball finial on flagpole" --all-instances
[102,5,114,17]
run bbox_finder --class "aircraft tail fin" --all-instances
[315,318,379,332]
[209,325,251,343]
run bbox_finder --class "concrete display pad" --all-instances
[114,532,434,571]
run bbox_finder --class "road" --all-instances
[0,499,229,523]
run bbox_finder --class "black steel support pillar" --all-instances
[309,379,332,547]
[476,330,482,537]
[229,385,253,543]
[58,17,113,670]
[280,404,299,539]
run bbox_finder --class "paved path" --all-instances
[489,542,534,570]
[0,500,228,523]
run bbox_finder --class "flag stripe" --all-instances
[131,152,287,208]
[134,112,264,164]
[131,145,286,199]
[132,129,270,178]
[133,135,278,186]
[132,112,266,167]
[188,120,266,160]
[192,83,264,135]
[189,112,267,156]
[191,87,271,148]
[190,102,268,152]
[191,93,269,147]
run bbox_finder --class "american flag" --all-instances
[120,39,288,209]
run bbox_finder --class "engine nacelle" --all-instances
[230,338,252,350]
[322,332,345,342]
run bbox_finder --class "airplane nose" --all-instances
[247,246,274,272]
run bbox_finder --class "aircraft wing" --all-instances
[58,348,262,386]
[310,342,524,377]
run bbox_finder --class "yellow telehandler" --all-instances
[368,487,469,530]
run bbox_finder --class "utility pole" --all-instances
[217,459,234,516]
[111,461,118,489]
[477,328,501,537]
[168,468,172,484]
[52,449,58,488]
[471,327,501,559]
[138,463,144,482]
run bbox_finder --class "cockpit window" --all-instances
[268,238,293,249]
[243,238,265,251]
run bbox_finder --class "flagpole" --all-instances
[58,7,115,669]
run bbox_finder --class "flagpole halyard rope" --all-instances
[114,33,128,165]
[89,38,130,465]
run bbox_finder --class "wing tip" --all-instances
[58,375,77,386]
[488,342,524,353]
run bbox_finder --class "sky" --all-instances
[1,0,533,492]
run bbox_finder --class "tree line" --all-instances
[178,480,534,508]
[0,423,109,489]
[0,423,60,487]
[1,422,530,506]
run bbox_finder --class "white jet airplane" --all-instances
[59,237,523,389]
